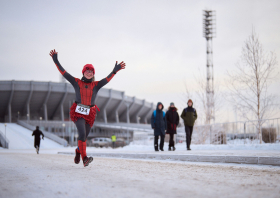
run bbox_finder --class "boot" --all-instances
[154,144,159,151]
[168,147,171,151]
[173,146,176,151]
[36,146,39,154]
[74,148,80,164]
[83,156,93,167]
[187,147,191,150]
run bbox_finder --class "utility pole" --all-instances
[203,10,216,124]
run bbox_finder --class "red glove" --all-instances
[49,49,57,57]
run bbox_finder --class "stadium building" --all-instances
[0,80,155,146]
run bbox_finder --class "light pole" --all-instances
[4,123,7,148]
[62,123,65,140]
[124,97,130,144]
[203,10,216,124]
[39,117,42,129]
[17,111,20,121]
[27,114,29,123]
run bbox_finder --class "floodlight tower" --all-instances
[203,10,216,124]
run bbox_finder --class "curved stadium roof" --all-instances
[0,80,155,124]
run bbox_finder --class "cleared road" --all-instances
[0,153,280,198]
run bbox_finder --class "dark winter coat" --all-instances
[180,104,197,127]
[151,102,167,136]
[32,129,44,145]
[166,107,179,134]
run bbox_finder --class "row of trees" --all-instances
[184,29,278,143]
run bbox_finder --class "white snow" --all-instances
[0,123,63,149]
[0,153,280,198]
[120,140,280,152]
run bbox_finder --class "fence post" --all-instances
[210,125,212,144]
[276,119,280,141]
[244,122,246,144]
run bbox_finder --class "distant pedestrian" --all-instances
[181,99,197,150]
[166,102,179,151]
[32,126,44,154]
[151,102,167,151]
[111,134,116,149]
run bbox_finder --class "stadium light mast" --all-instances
[203,10,216,124]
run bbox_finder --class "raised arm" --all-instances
[96,61,126,90]
[49,49,76,85]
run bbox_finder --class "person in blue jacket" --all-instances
[151,102,167,151]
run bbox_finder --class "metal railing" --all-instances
[17,120,68,146]
[178,118,280,145]
[0,130,9,148]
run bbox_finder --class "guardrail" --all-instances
[0,130,9,148]
[17,120,68,146]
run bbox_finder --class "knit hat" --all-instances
[188,99,193,104]
[82,64,95,75]
[170,102,175,106]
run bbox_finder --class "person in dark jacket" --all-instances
[151,102,167,151]
[181,99,197,150]
[166,102,179,151]
[32,126,44,154]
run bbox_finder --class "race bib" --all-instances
[75,104,90,115]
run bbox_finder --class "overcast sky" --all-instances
[0,0,279,123]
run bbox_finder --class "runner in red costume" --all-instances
[49,49,126,167]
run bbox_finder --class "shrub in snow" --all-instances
[262,128,277,143]
[212,132,227,144]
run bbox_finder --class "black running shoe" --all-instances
[36,146,39,154]
[83,156,93,167]
[168,147,171,151]
[173,147,176,151]
[74,149,80,164]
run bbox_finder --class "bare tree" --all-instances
[226,29,278,144]
[190,69,224,125]
[182,71,224,144]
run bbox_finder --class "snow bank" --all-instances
[0,123,63,149]
[119,141,280,151]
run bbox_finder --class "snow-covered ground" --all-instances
[1,141,279,157]
[0,153,280,198]
[1,125,279,197]
[122,141,280,151]
[0,123,63,149]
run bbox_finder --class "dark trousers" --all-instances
[112,142,116,149]
[169,134,175,148]
[75,118,91,142]
[154,135,165,150]
[185,126,193,148]
[34,140,40,149]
